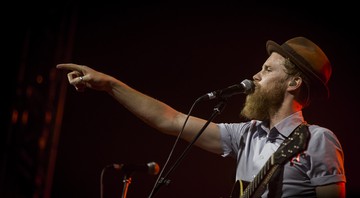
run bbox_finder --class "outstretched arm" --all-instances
[56,63,223,154]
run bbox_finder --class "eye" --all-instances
[264,66,271,72]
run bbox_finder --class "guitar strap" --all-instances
[267,123,309,198]
[267,165,284,198]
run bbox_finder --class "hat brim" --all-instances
[266,40,330,100]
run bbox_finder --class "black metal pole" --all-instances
[148,99,227,198]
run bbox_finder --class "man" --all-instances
[57,36,346,197]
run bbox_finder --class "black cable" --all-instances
[147,97,202,197]
[100,164,115,198]
[100,97,200,198]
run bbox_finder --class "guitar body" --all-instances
[229,180,248,198]
[230,177,272,198]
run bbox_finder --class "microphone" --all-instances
[198,79,255,101]
[113,161,160,175]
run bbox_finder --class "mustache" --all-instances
[249,81,260,94]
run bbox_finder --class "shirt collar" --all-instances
[273,111,305,138]
[255,111,305,138]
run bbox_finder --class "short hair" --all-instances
[284,58,311,107]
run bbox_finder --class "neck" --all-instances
[268,98,302,129]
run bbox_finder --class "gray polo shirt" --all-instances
[218,111,346,197]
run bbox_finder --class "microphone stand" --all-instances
[148,99,228,198]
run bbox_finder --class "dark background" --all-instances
[2,1,359,198]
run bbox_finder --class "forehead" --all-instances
[265,52,286,67]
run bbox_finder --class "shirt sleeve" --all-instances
[306,125,346,185]
[218,122,253,158]
[218,123,236,158]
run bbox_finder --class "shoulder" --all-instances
[217,120,261,133]
[308,124,340,142]
[306,124,343,152]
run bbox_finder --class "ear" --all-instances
[287,76,302,90]
[289,80,297,86]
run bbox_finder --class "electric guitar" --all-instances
[229,124,310,198]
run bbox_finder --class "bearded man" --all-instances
[57,36,346,197]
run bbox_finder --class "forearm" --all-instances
[106,78,223,154]
[107,77,182,135]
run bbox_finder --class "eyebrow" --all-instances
[262,64,271,70]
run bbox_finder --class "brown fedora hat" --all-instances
[266,36,332,100]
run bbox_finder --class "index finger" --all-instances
[56,63,83,72]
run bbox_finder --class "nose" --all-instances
[253,71,261,82]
